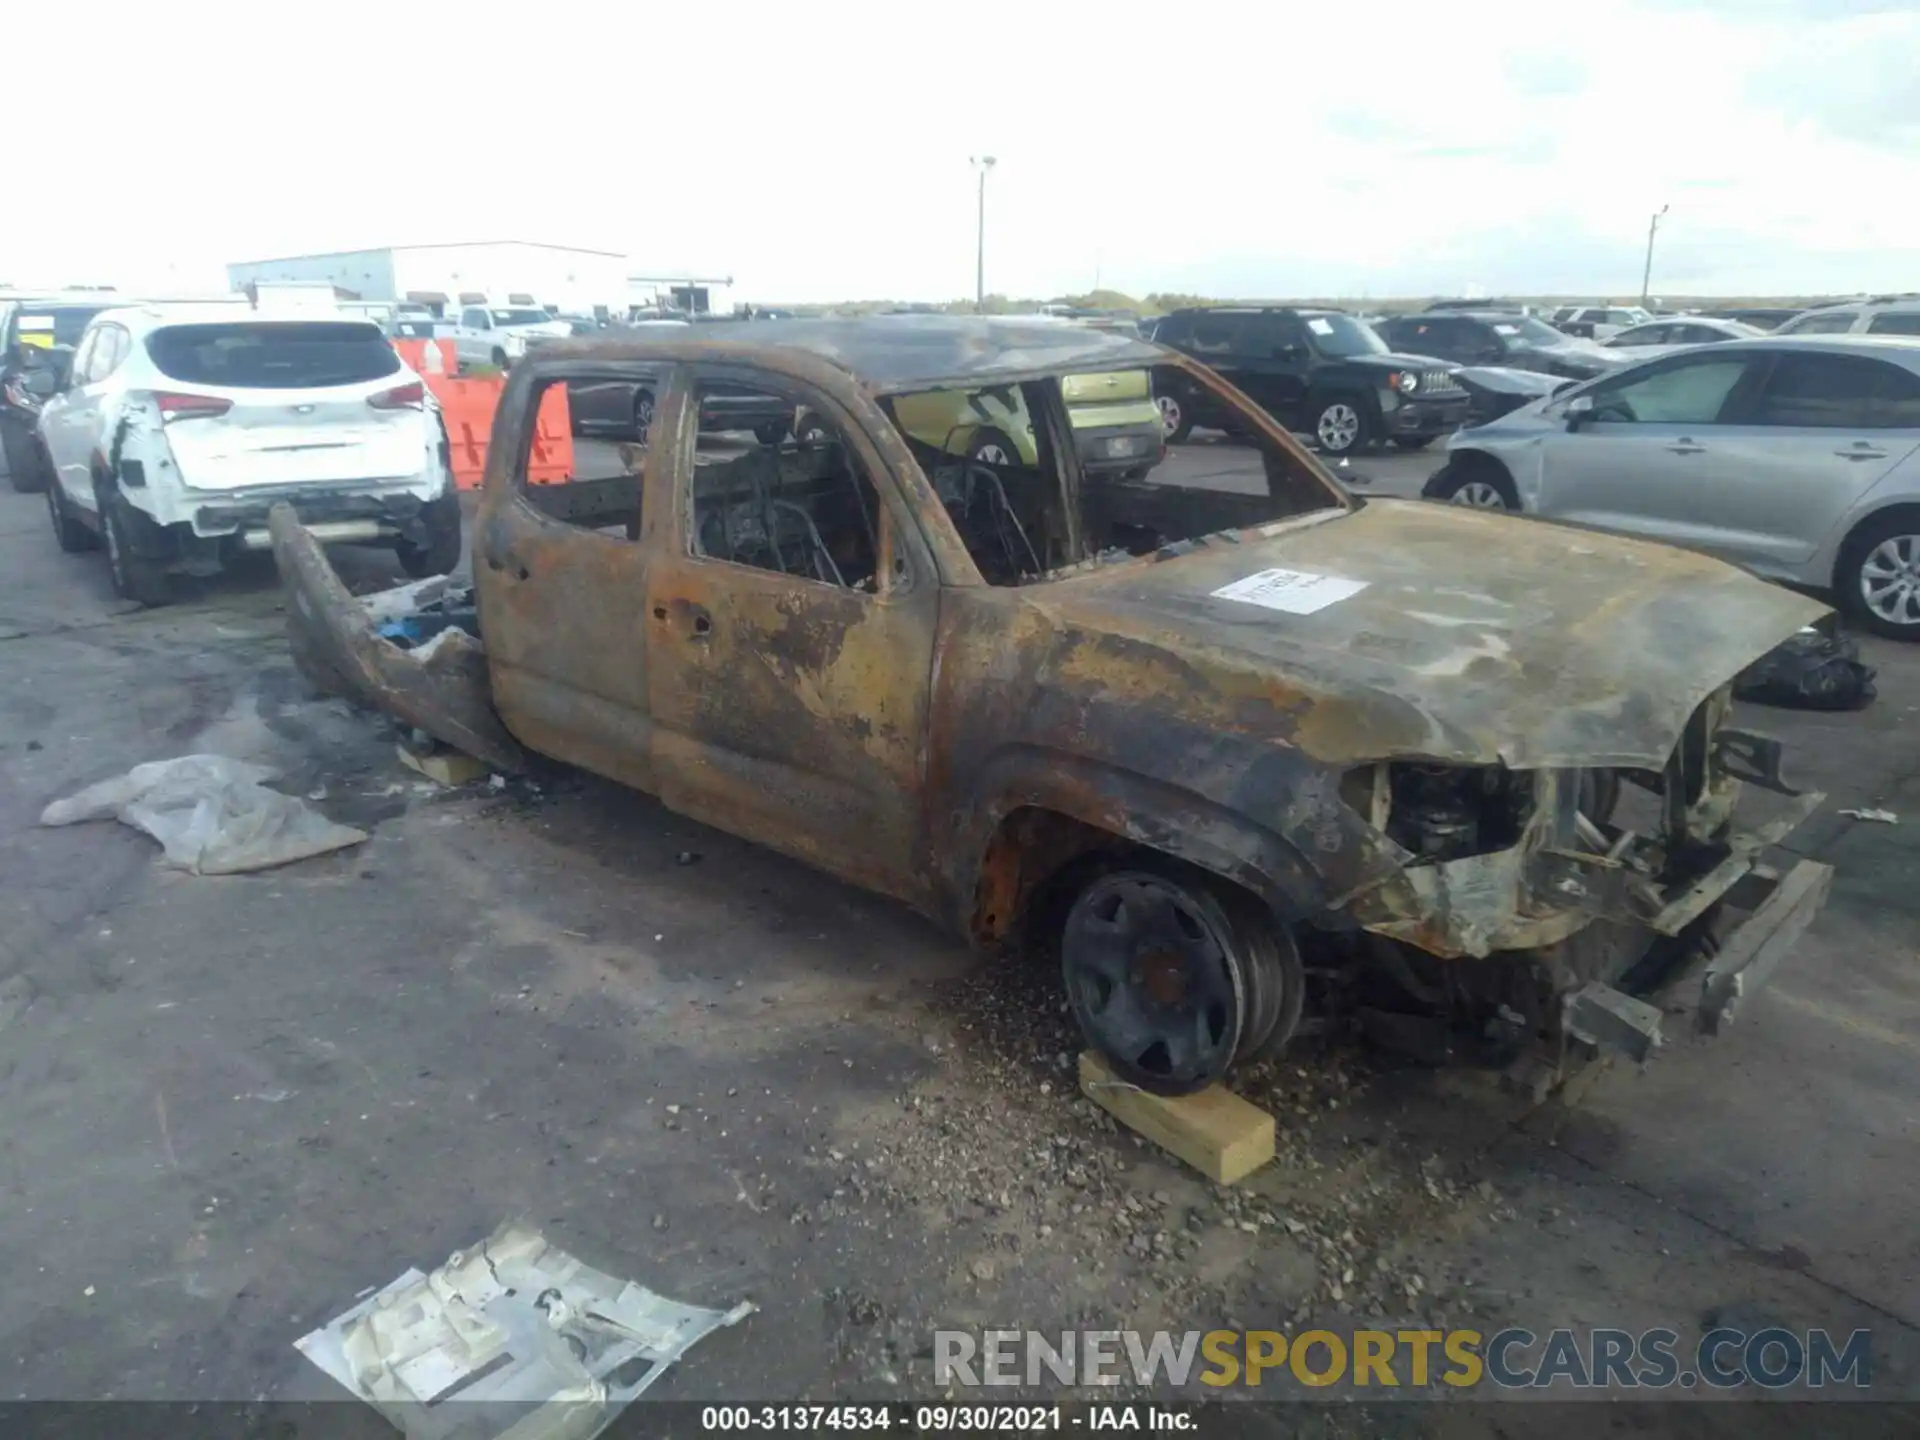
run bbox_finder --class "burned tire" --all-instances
[1060,860,1300,1095]
[97,486,171,607]
[396,487,463,579]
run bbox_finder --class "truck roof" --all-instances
[537,314,1165,394]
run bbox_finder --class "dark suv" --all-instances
[2,296,115,491]
[1374,310,1620,384]
[1151,307,1468,454]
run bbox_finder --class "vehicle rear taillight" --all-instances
[369,381,425,410]
[155,392,233,422]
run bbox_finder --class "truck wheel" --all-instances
[1313,396,1372,454]
[1156,394,1193,444]
[98,486,172,607]
[753,421,789,447]
[47,476,96,553]
[6,426,48,492]
[967,429,1018,470]
[489,348,508,370]
[1060,860,1297,1095]
[396,488,464,578]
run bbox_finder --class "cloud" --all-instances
[3,0,1917,303]
[1744,13,1920,148]
[1503,52,1590,98]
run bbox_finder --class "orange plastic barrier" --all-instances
[433,374,506,491]
[417,370,575,491]
[390,336,454,378]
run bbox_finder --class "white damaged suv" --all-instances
[36,304,460,605]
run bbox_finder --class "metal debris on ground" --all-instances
[39,754,367,874]
[1838,808,1898,824]
[296,1220,754,1440]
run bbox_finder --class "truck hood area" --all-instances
[1037,499,1828,771]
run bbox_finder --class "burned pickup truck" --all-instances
[271,315,1832,1098]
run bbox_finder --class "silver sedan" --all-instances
[1604,315,1765,357]
[1423,336,1920,638]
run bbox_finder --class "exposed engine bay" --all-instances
[1323,687,1829,1090]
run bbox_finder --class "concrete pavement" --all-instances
[0,452,1915,1433]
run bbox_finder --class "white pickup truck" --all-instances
[439,303,572,370]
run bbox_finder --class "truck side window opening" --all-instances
[691,382,888,594]
[517,376,647,541]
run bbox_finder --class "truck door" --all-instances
[643,363,942,907]
[472,361,662,791]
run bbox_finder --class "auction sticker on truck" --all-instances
[1211,568,1368,615]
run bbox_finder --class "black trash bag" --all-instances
[1734,627,1877,711]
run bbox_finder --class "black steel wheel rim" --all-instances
[1062,872,1244,1093]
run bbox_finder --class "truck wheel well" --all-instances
[968,806,1274,954]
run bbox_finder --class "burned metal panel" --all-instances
[638,360,948,911]
[645,558,942,908]
[925,584,1414,935]
[469,375,666,794]
[1025,498,1830,771]
[267,505,526,773]
[514,316,1166,396]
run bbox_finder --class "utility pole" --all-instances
[971,155,996,312]
[1641,203,1669,308]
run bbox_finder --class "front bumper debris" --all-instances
[267,504,526,772]
[1560,854,1833,1066]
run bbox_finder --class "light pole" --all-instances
[1641,203,1669,308]
[971,155,996,312]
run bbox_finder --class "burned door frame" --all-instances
[643,361,946,907]
[473,360,681,793]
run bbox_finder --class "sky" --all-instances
[5,0,1917,304]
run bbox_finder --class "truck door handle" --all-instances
[1666,439,1706,454]
[1836,446,1887,460]
[651,601,711,639]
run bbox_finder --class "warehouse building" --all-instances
[225,241,635,318]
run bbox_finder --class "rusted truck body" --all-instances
[272,316,1833,1096]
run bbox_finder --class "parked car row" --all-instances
[7,294,459,606]
[1148,306,1469,456]
[1129,297,1920,643]
[1424,334,1920,639]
